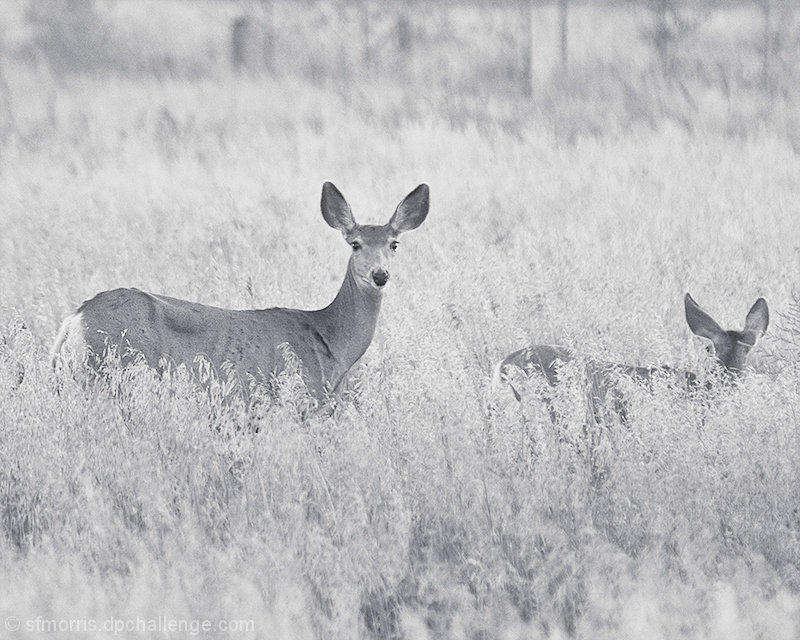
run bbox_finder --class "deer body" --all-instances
[51,182,430,399]
[495,344,696,394]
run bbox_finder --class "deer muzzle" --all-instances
[372,268,390,287]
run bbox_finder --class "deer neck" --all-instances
[311,265,383,371]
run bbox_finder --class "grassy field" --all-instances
[2,4,800,639]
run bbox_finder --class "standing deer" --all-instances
[51,182,430,401]
[492,293,770,422]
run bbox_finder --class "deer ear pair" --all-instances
[321,182,430,236]
[684,293,769,349]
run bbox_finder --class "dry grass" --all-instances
[1,4,800,639]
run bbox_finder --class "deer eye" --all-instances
[350,241,361,251]
[389,241,399,252]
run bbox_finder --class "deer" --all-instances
[492,293,770,424]
[51,182,430,403]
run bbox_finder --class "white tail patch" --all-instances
[490,356,526,405]
[490,358,505,395]
[50,312,88,374]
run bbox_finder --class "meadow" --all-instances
[2,2,800,638]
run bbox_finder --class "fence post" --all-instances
[559,0,568,72]
[231,3,274,74]
[760,0,772,92]
[362,0,373,71]
[231,16,249,72]
[397,13,412,52]
[522,0,533,97]
[262,0,275,73]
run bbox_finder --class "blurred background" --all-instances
[0,0,799,141]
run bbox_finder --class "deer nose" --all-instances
[372,268,389,287]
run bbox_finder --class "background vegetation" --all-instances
[1,0,800,638]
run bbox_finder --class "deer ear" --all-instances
[389,184,429,233]
[321,182,356,234]
[685,293,726,345]
[744,297,769,337]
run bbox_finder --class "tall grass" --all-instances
[1,5,800,638]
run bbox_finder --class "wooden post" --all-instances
[231,4,274,75]
[362,0,372,71]
[761,0,772,92]
[657,0,669,75]
[397,14,412,52]
[262,0,274,74]
[559,0,568,72]
[522,0,533,97]
[231,16,247,72]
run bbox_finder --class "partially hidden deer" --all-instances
[492,293,769,423]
